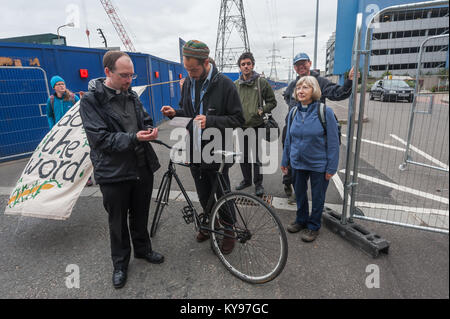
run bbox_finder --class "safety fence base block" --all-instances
[322,207,390,258]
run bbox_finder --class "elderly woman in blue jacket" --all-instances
[281,76,339,242]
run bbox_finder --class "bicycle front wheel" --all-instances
[209,192,288,284]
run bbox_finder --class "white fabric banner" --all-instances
[5,100,93,220]
[5,86,147,220]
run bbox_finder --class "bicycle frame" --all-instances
[151,140,243,239]
[156,158,234,237]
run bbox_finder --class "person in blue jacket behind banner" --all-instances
[281,76,339,243]
[46,75,80,129]
[46,76,93,186]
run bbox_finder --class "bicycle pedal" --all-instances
[182,206,194,224]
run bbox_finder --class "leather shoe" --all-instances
[287,222,307,233]
[112,269,127,289]
[196,230,210,242]
[220,230,236,255]
[135,251,165,264]
[235,180,251,191]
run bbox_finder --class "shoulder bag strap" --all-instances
[257,76,264,113]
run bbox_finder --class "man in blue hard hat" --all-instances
[281,53,355,203]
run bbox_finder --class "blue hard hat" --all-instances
[293,53,310,65]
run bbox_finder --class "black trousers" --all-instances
[99,166,154,271]
[190,165,234,225]
[240,126,263,186]
[281,125,293,186]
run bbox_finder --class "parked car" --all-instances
[369,79,414,102]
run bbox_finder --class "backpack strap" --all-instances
[289,106,298,128]
[317,103,327,136]
[69,92,76,104]
[49,95,55,120]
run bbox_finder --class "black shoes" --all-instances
[112,269,127,289]
[235,180,251,190]
[255,184,264,197]
[112,251,164,288]
[134,251,165,264]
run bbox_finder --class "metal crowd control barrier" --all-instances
[0,66,50,162]
[340,0,449,235]
[399,34,449,173]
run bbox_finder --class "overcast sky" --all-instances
[1,0,339,80]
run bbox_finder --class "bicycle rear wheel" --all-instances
[209,192,288,284]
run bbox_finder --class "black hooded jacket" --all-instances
[80,78,160,184]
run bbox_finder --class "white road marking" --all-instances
[342,134,405,152]
[332,174,344,200]
[340,170,449,204]
[390,134,449,170]
[354,202,449,217]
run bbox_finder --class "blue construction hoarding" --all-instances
[0,42,186,161]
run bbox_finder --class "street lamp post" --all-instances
[282,35,306,83]
[57,22,75,39]
[313,0,319,70]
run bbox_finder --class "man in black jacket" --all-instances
[80,51,164,289]
[281,52,355,202]
[161,40,244,254]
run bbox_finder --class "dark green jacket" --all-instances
[234,73,277,128]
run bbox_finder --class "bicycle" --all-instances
[149,139,288,284]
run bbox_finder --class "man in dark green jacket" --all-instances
[234,52,277,197]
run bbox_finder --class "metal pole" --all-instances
[341,12,363,224]
[313,0,319,70]
[349,40,370,220]
[291,38,295,82]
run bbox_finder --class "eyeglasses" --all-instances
[113,71,138,80]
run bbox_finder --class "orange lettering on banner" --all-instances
[0,57,13,66]
[29,57,40,66]
[0,56,40,67]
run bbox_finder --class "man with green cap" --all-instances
[161,40,244,254]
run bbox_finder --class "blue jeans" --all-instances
[292,169,330,231]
